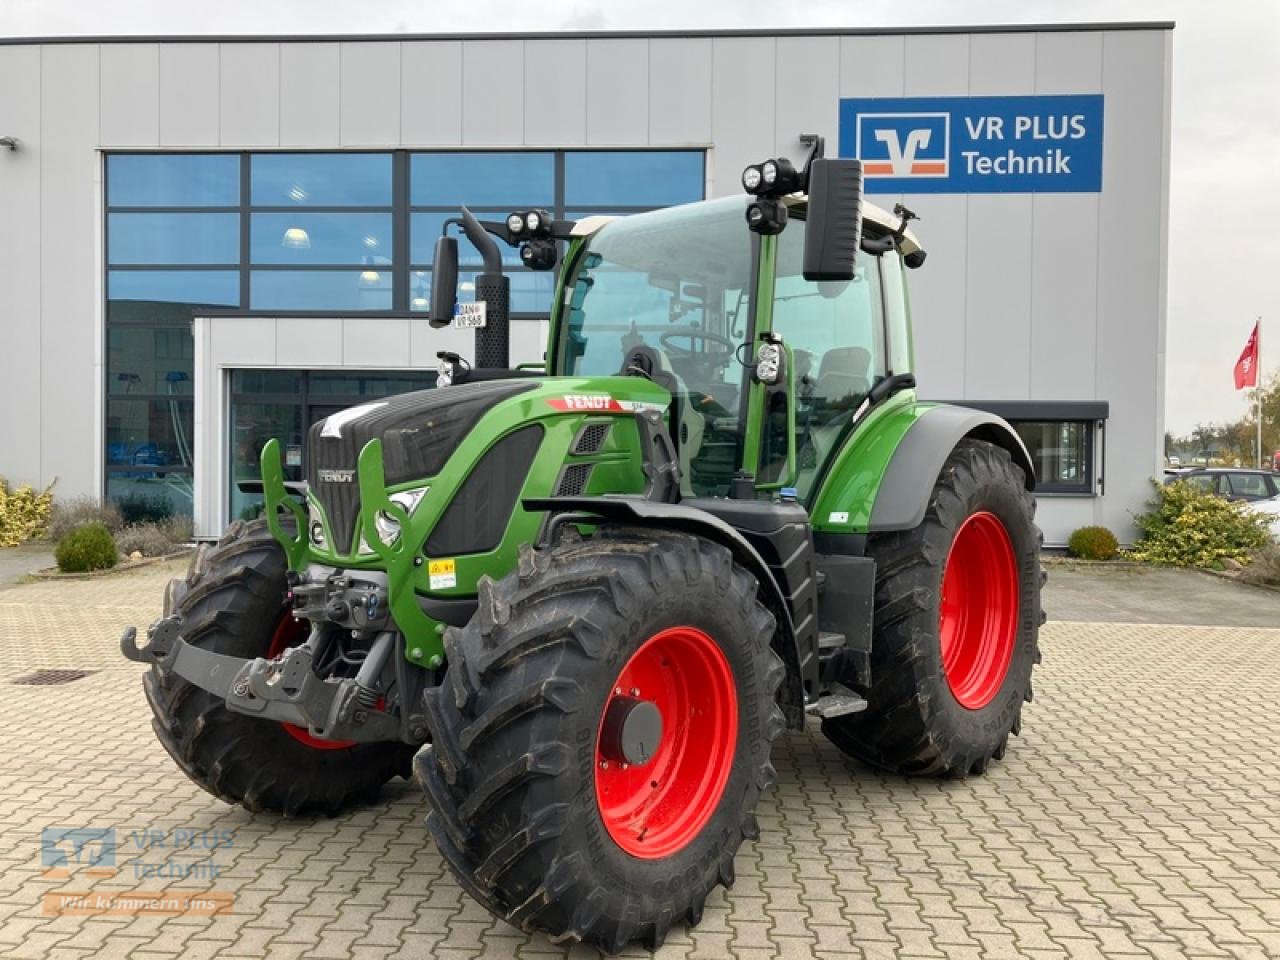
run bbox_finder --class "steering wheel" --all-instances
[659,327,736,362]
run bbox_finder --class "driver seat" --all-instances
[622,345,705,497]
[816,347,872,406]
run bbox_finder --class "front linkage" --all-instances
[122,435,433,747]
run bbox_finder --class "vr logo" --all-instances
[41,828,116,869]
[856,113,950,178]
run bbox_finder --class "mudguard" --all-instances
[524,495,810,728]
[811,398,1034,536]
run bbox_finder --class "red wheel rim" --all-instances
[267,613,355,751]
[594,626,737,859]
[938,511,1019,710]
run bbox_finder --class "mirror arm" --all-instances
[460,206,503,275]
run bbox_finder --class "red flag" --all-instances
[1234,321,1259,389]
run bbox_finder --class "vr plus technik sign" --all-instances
[839,95,1104,194]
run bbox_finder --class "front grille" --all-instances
[555,463,594,497]
[572,421,612,455]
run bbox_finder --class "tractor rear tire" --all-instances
[142,517,415,816]
[416,527,785,953]
[822,438,1043,777]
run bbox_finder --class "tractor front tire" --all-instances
[416,528,785,953]
[142,518,415,816]
[823,438,1043,777]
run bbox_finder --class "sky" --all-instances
[2,0,1277,436]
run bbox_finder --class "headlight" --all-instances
[372,488,429,546]
[755,340,782,385]
[762,160,777,186]
[741,164,762,193]
[309,520,326,548]
[525,210,541,233]
[506,213,525,235]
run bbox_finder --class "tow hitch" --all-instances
[121,616,401,744]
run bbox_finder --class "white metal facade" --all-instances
[0,26,1171,543]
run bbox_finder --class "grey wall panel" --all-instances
[1095,30,1169,538]
[461,41,524,145]
[710,38,775,198]
[401,41,463,146]
[964,196,1033,400]
[523,39,586,146]
[839,35,905,97]
[906,194,968,401]
[219,44,279,147]
[100,44,159,147]
[276,317,342,367]
[0,46,43,488]
[159,43,218,146]
[1029,195,1100,400]
[210,318,275,364]
[968,33,1035,94]
[340,42,401,146]
[649,38,712,146]
[1035,31,1103,93]
[39,44,99,498]
[773,36,839,159]
[341,318,411,366]
[903,34,970,94]
[585,39,648,145]
[279,44,340,147]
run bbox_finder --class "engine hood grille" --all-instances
[306,380,539,553]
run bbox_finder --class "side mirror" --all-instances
[803,158,864,282]
[429,235,459,329]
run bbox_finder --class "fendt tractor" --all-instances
[123,135,1043,952]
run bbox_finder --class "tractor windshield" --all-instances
[558,196,754,496]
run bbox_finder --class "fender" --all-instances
[524,495,809,728]
[811,397,1034,536]
[869,404,1034,531]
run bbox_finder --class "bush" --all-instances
[55,522,118,573]
[115,517,193,558]
[1066,525,1120,561]
[1129,480,1271,567]
[116,493,174,526]
[0,478,55,547]
[46,496,124,542]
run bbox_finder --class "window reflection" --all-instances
[251,154,393,207]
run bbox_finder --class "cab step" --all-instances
[805,687,869,719]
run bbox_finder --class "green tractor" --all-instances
[123,136,1042,952]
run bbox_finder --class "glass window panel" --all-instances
[107,154,239,208]
[108,212,239,266]
[107,474,193,522]
[229,369,305,396]
[1227,473,1272,498]
[1013,421,1091,490]
[309,371,435,397]
[107,300,203,325]
[564,151,704,207]
[411,152,554,206]
[251,212,393,265]
[410,212,524,266]
[408,270,554,315]
[108,326,194,395]
[108,270,240,307]
[106,397,194,472]
[250,153,392,207]
[250,270,393,311]
[229,400,305,522]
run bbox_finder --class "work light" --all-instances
[755,338,783,385]
[742,164,763,194]
[506,213,525,235]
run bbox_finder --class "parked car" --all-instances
[1165,467,1280,502]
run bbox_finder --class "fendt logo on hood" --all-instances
[317,469,355,483]
[546,395,666,415]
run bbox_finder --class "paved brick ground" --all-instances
[0,560,1277,959]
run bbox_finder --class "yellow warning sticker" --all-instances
[428,558,456,590]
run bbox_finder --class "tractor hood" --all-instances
[305,376,671,556]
